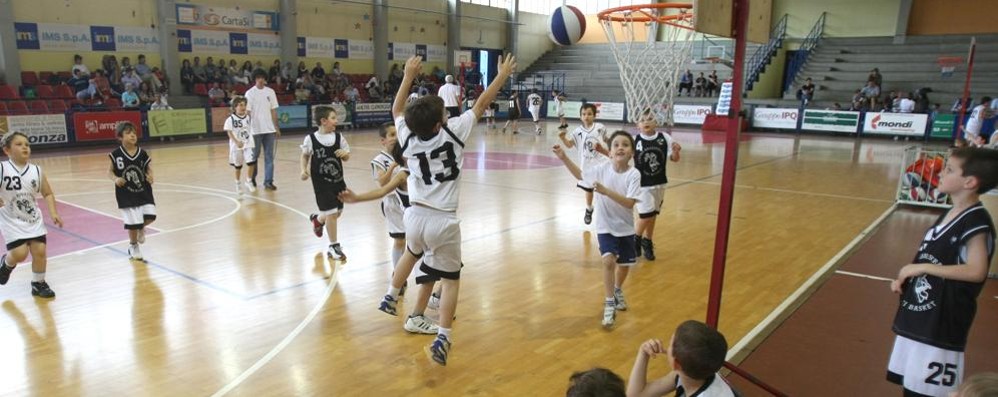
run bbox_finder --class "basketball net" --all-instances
[599,4,697,126]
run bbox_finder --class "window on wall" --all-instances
[518,0,641,15]
[460,0,511,9]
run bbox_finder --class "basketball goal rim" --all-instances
[596,2,694,30]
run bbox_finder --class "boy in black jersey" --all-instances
[633,112,681,260]
[301,105,350,260]
[108,122,156,261]
[888,147,998,397]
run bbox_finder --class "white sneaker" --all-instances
[614,289,628,311]
[128,244,143,260]
[235,181,243,196]
[137,228,145,244]
[244,180,257,193]
[404,314,439,334]
[601,304,615,329]
[427,292,440,310]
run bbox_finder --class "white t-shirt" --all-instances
[395,110,476,211]
[72,64,90,76]
[438,83,461,107]
[589,161,642,237]
[223,113,255,151]
[555,99,565,116]
[898,98,915,113]
[301,131,350,155]
[674,373,737,397]
[527,93,542,109]
[571,122,608,169]
[966,104,986,135]
[244,85,279,135]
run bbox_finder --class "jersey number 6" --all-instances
[413,142,459,185]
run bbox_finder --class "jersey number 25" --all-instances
[412,142,459,185]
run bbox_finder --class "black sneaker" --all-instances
[264,183,278,191]
[584,208,593,225]
[0,255,13,285]
[250,179,258,188]
[634,235,643,257]
[31,281,55,298]
[328,243,346,260]
[642,238,656,261]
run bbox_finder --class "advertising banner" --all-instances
[392,42,416,61]
[349,40,374,60]
[544,100,625,121]
[189,29,230,54]
[277,105,309,129]
[0,115,69,145]
[673,105,714,125]
[427,45,447,63]
[210,107,232,133]
[73,111,142,142]
[353,103,392,125]
[148,109,208,137]
[862,112,928,137]
[752,108,799,129]
[113,26,161,53]
[801,110,860,133]
[247,33,280,56]
[929,114,956,139]
[175,4,279,31]
[715,82,733,116]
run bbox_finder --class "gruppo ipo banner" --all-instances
[14,22,159,53]
[176,4,279,31]
[148,109,208,137]
[752,108,799,130]
[73,112,143,142]
[862,112,928,137]
[672,105,714,125]
[0,115,69,146]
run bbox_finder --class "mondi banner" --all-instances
[862,112,928,137]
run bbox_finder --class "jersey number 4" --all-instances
[413,142,459,185]
[2,176,22,191]
[925,362,957,387]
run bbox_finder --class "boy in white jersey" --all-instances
[633,112,681,261]
[224,96,257,195]
[963,96,993,145]
[484,100,498,130]
[376,53,516,366]
[369,122,407,272]
[558,103,609,225]
[527,89,543,134]
[554,131,643,328]
[627,320,737,397]
[554,91,567,129]
[0,132,64,298]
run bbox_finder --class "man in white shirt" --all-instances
[72,54,90,78]
[437,75,462,118]
[244,70,282,190]
[897,93,915,113]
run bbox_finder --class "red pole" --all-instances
[705,0,749,329]
[954,37,976,140]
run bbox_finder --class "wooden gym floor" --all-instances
[0,121,912,396]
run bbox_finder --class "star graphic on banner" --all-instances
[355,23,362,30]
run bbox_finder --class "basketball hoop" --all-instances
[937,56,962,78]
[598,3,697,125]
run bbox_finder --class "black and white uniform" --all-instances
[634,131,675,218]
[571,122,608,191]
[371,151,405,238]
[302,131,349,216]
[396,110,476,280]
[888,203,995,396]
[110,147,156,229]
[527,93,542,121]
[0,161,47,250]
[674,373,737,397]
[224,113,256,168]
[507,97,520,120]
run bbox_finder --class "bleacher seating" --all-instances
[7,101,29,115]
[0,85,20,100]
[46,100,68,113]
[27,101,49,114]
[53,85,75,100]
[35,85,56,99]
[20,72,39,87]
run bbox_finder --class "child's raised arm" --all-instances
[472,54,516,119]
[552,145,582,181]
[392,56,422,119]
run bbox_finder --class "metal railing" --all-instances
[745,13,788,91]
[783,12,826,94]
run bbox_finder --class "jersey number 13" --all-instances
[412,142,459,185]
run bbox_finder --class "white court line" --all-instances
[835,270,894,282]
[726,203,897,363]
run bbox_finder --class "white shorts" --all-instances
[121,204,157,229]
[529,106,541,121]
[229,146,256,168]
[404,205,462,279]
[887,335,964,396]
[636,186,666,217]
[381,197,405,238]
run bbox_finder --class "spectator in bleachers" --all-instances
[294,82,311,104]
[208,83,226,106]
[693,72,706,97]
[101,55,119,86]
[860,81,880,110]
[268,60,281,82]
[241,61,255,84]
[75,77,99,103]
[192,57,207,84]
[365,75,381,101]
[72,54,90,77]
[913,87,932,114]
[214,59,228,85]
[296,61,308,79]
[707,71,720,97]
[150,93,172,111]
[868,67,882,88]
[180,59,195,94]
[898,92,915,113]
[134,54,161,91]
[343,84,360,103]
[796,77,815,106]
[120,56,132,74]
[887,91,900,112]
[679,69,693,97]
[121,68,142,92]
[311,62,326,82]
[121,84,140,109]
[139,82,157,106]
[388,63,403,92]
[67,69,90,93]
[431,66,445,82]
[930,103,941,122]
[205,57,218,82]
[382,81,393,100]
[850,89,866,111]
[227,60,245,85]
[332,62,343,77]
[93,70,118,99]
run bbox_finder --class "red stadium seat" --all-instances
[233,84,249,94]
[194,83,208,96]
[27,100,49,114]
[104,98,122,109]
[54,85,75,99]
[0,85,20,100]
[56,71,73,83]
[7,101,30,115]
[39,71,56,84]
[0,102,8,115]
[21,72,39,87]
[35,85,56,99]
[46,100,68,113]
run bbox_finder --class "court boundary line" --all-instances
[726,203,897,364]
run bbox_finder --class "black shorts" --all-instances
[6,235,47,251]
[508,110,520,120]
